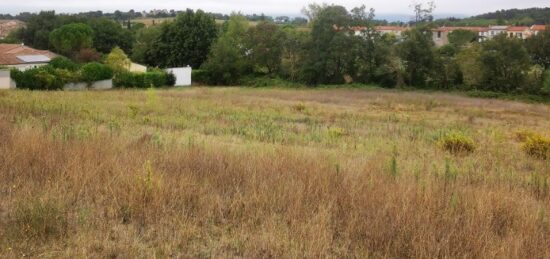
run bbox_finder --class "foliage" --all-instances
[543,70,550,94]
[525,28,550,69]
[10,66,73,90]
[456,43,483,87]
[146,9,218,68]
[49,56,79,71]
[201,14,251,85]
[74,48,102,63]
[131,26,161,65]
[479,34,531,93]
[474,7,550,24]
[79,62,114,83]
[522,134,550,159]
[439,131,476,155]
[105,47,131,73]
[18,11,86,49]
[49,23,94,57]
[397,28,437,87]
[88,18,134,54]
[448,29,478,47]
[191,69,209,84]
[113,70,173,88]
[245,21,286,74]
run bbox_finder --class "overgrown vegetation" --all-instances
[0,88,549,257]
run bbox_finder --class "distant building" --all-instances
[530,25,547,36]
[506,26,531,39]
[432,27,488,47]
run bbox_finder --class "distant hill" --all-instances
[473,7,550,24]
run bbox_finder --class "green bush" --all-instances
[49,56,79,71]
[10,66,70,90]
[79,62,113,83]
[192,69,209,84]
[113,70,174,88]
[439,131,476,154]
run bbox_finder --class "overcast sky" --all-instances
[1,0,548,17]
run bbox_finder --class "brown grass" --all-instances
[0,87,549,257]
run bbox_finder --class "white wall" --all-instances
[0,70,15,89]
[165,66,192,86]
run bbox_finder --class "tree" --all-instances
[88,18,134,54]
[525,28,550,69]
[105,47,131,73]
[131,26,162,65]
[281,28,309,81]
[448,29,478,48]
[19,11,86,50]
[479,34,531,92]
[456,43,483,87]
[396,27,437,86]
[245,22,285,74]
[147,9,218,68]
[410,1,436,24]
[201,14,251,85]
[49,23,94,57]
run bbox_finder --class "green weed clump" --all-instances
[522,134,550,160]
[328,126,347,138]
[439,131,476,154]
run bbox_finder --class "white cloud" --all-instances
[1,0,548,16]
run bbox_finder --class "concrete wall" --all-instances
[165,67,192,86]
[64,79,113,90]
[0,70,16,89]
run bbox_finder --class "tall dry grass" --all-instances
[0,88,549,257]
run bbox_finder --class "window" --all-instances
[437,31,441,38]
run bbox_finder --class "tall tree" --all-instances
[525,28,550,69]
[410,1,436,24]
[396,27,437,86]
[479,34,531,92]
[88,18,134,54]
[202,14,251,85]
[49,23,94,57]
[245,22,285,74]
[148,9,218,68]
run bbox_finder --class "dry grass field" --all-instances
[0,87,549,257]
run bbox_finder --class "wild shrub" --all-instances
[10,198,68,241]
[10,66,69,90]
[542,70,550,94]
[49,57,79,71]
[439,131,476,154]
[515,129,538,142]
[522,134,550,159]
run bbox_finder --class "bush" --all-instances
[80,62,113,83]
[439,131,476,154]
[192,69,209,84]
[113,70,174,88]
[49,56,79,71]
[10,66,70,90]
[522,134,550,159]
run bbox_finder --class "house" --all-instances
[0,44,57,71]
[506,26,530,39]
[0,44,57,89]
[432,27,487,47]
[375,26,408,38]
[487,26,508,38]
[530,25,547,36]
[0,20,24,39]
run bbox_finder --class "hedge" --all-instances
[10,66,72,90]
[113,70,175,88]
[80,62,113,83]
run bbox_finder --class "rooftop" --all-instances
[0,44,57,65]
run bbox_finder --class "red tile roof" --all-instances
[507,26,529,32]
[531,25,546,31]
[433,26,488,32]
[0,44,57,65]
[375,26,407,31]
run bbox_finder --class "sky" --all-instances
[1,0,549,17]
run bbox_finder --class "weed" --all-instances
[292,102,306,112]
[10,198,68,241]
[439,131,476,155]
[522,134,550,160]
[328,126,347,138]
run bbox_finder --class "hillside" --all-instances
[474,7,550,24]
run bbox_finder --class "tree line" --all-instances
[3,4,550,95]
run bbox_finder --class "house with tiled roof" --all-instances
[506,26,531,39]
[432,27,488,47]
[530,25,547,36]
[0,44,58,89]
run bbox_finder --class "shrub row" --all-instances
[113,70,176,88]
[11,59,113,90]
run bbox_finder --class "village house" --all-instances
[432,26,488,47]
[0,43,57,89]
[506,26,531,39]
[0,20,24,39]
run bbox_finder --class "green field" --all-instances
[0,87,549,257]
